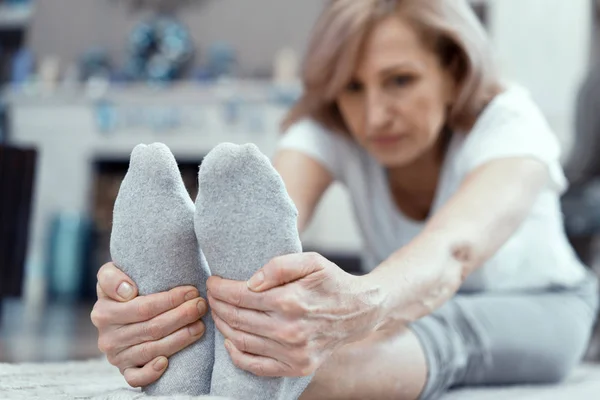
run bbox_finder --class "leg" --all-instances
[302,274,598,400]
[452,280,598,387]
[195,143,312,400]
[301,325,427,400]
[110,143,214,395]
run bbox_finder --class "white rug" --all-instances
[1,358,599,400]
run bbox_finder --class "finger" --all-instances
[247,253,325,292]
[122,356,168,388]
[225,340,295,377]
[113,298,207,348]
[213,312,285,361]
[207,276,270,311]
[100,286,200,325]
[208,295,275,338]
[97,262,138,301]
[113,320,205,369]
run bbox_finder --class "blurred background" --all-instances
[1,0,600,366]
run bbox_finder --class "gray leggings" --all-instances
[410,271,599,400]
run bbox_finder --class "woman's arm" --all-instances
[273,149,333,233]
[204,157,550,379]
[369,157,550,327]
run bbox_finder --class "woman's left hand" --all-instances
[206,252,384,377]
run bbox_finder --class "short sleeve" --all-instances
[457,86,568,193]
[277,119,351,182]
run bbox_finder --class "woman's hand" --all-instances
[91,262,209,387]
[206,252,385,378]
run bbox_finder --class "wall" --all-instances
[27,0,324,77]
[489,0,593,158]
[27,0,594,150]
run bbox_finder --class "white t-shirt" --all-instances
[278,85,588,292]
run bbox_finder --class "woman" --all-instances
[92,0,599,398]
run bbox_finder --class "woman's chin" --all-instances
[369,148,418,169]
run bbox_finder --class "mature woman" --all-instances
[92,0,599,399]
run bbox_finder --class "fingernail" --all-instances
[197,299,207,316]
[153,357,167,371]
[117,282,134,299]
[185,289,199,301]
[247,271,264,290]
[224,339,233,352]
[188,321,205,337]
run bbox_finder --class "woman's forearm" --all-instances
[366,158,549,327]
[367,232,464,327]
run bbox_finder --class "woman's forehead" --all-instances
[353,17,436,75]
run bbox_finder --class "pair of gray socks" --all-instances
[110,143,312,399]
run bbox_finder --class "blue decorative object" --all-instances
[79,48,112,81]
[126,17,194,83]
[11,48,34,84]
[94,100,118,134]
[206,42,237,78]
[47,212,92,302]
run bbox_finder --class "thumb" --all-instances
[247,253,325,292]
[97,262,138,301]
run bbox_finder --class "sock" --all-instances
[110,143,214,396]
[195,143,312,400]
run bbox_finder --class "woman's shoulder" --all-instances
[472,83,550,133]
[452,83,567,192]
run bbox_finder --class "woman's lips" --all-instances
[370,135,405,146]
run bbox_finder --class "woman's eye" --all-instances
[391,75,413,87]
[345,80,363,93]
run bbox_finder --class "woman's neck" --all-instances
[385,133,449,221]
[386,135,447,195]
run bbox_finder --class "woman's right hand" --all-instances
[91,262,208,387]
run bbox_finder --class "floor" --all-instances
[0,299,101,363]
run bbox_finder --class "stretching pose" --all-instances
[92,0,599,399]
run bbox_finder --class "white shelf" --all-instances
[0,3,33,29]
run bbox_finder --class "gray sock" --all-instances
[110,143,214,396]
[195,143,312,400]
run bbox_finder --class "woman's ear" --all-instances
[443,56,462,106]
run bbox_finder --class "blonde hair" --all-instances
[282,0,502,133]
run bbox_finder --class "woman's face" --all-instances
[336,15,456,168]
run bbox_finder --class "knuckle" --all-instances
[97,335,116,354]
[275,294,295,312]
[226,307,242,329]
[96,263,112,282]
[143,322,164,341]
[183,302,200,321]
[276,326,293,343]
[232,285,245,308]
[90,305,108,327]
[299,364,315,377]
[106,353,119,367]
[271,261,286,284]
[305,252,323,268]
[137,300,154,320]
[233,333,250,353]
[138,342,155,364]
[291,351,316,376]
[230,353,243,369]
[279,324,306,346]
[167,289,180,309]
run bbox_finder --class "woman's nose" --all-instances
[365,91,393,133]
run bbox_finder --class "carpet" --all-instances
[1,358,599,399]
